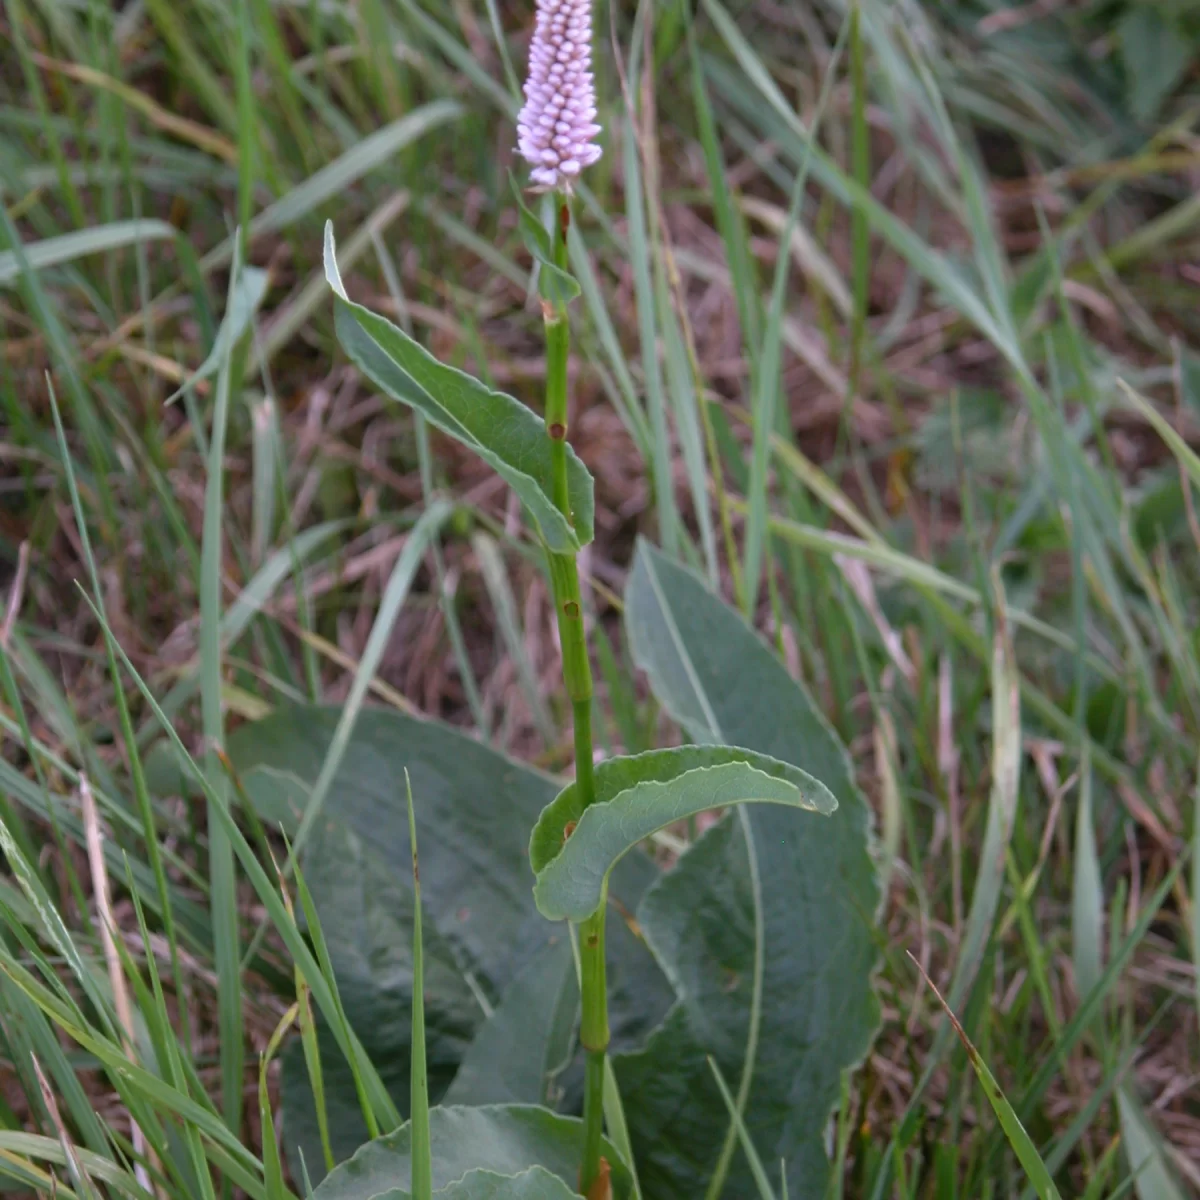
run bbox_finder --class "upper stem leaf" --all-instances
[530,746,836,922]
[324,222,594,553]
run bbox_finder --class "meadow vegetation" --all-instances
[1,0,1199,1196]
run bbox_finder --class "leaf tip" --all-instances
[323,221,348,300]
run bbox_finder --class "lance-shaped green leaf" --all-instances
[530,746,836,921]
[324,222,593,552]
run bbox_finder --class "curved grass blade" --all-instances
[909,953,1063,1200]
[407,770,431,1200]
[707,1058,777,1200]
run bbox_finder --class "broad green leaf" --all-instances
[275,820,483,1176]
[615,541,880,1197]
[230,707,670,1177]
[309,1105,632,1199]
[530,747,836,921]
[330,1165,582,1200]
[324,223,593,553]
[436,1166,581,1199]
[445,937,577,1108]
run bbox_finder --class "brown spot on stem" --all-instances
[585,933,599,948]
[585,1158,611,1200]
[548,422,566,439]
[540,298,554,321]
[560,203,571,236]
[564,600,580,618]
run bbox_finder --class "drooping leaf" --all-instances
[229,707,671,1176]
[530,747,836,921]
[324,223,593,553]
[614,540,880,1198]
[309,1105,632,1199]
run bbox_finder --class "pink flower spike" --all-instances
[517,0,601,192]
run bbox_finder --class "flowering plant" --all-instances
[269,3,881,1196]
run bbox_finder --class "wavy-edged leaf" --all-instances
[229,706,671,1179]
[530,747,836,921]
[324,223,593,553]
[614,540,880,1198]
[310,1105,631,1199]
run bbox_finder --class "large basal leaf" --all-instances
[310,1105,632,1199]
[229,707,672,1178]
[444,937,577,1109]
[529,746,836,921]
[277,820,484,1171]
[614,541,881,1198]
[435,1166,581,1199]
[324,222,593,553]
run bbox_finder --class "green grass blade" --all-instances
[0,219,177,286]
[406,770,431,1200]
[910,954,1063,1200]
[73,588,402,1131]
[707,1057,777,1200]
[285,499,450,865]
[1071,747,1104,1000]
[1116,1087,1188,1200]
[473,532,555,748]
[622,20,679,554]
[200,242,245,1139]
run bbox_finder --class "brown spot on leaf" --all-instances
[563,820,577,842]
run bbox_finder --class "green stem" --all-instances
[543,191,608,1196]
